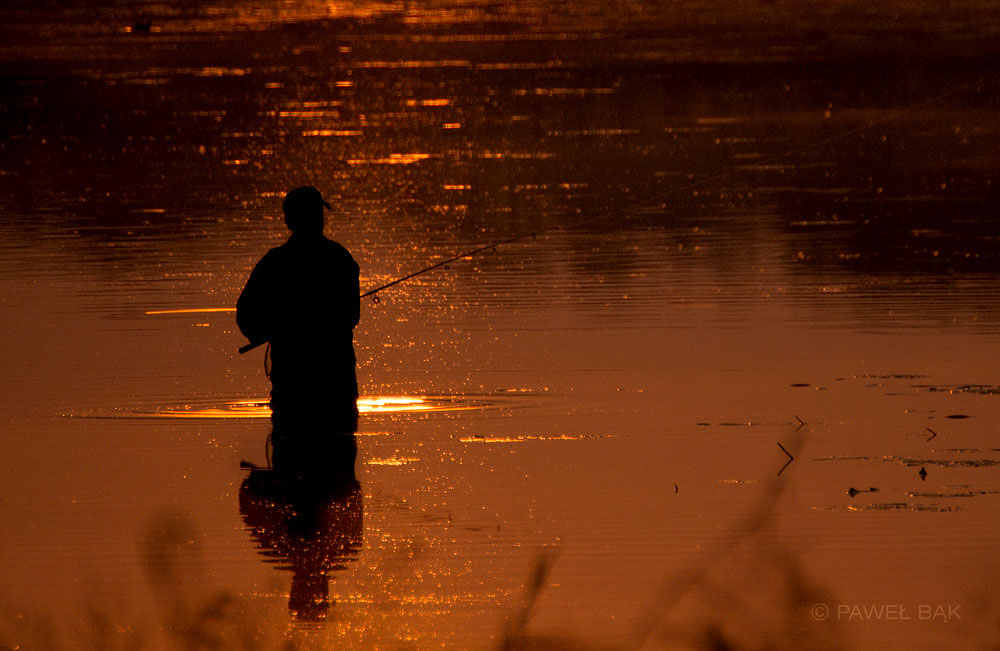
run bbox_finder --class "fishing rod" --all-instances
[235,181,676,357]
[236,69,1000,357]
[237,229,546,354]
[236,191,648,356]
[236,163,668,357]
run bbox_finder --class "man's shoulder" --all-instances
[268,236,358,269]
[321,238,359,269]
[254,244,289,268]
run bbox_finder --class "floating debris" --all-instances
[945,414,970,419]
[917,384,1000,396]
[819,455,1000,469]
[919,466,928,480]
[815,503,964,512]
[847,487,880,497]
[695,418,802,427]
[856,373,927,380]
[854,503,960,512]
[777,442,795,475]
[907,490,999,498]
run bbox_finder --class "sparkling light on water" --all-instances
[151,395,484,418]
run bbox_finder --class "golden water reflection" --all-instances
[154,395,485,419]
[145,307,236,315]
[458,433,586,443]
[239,469,363,621]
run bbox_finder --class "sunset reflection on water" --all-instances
[3,0,1000,649]
[150,395,487,418]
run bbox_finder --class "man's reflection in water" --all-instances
[239,435,363,622]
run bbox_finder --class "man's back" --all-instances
[237,185,361,470]
[238,234,358,344]
[237,231,360,430]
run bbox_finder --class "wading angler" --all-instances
[237,186,361,475]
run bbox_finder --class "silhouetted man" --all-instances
[237,186,360,469]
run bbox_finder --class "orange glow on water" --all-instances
[458,434,586,443]
[301,129,363,137]
[366,456,421,466]
[346,153,433,165]
[405,98,452,107]
[151,396,484,419]
[145,307,236,315]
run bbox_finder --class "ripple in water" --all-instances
[69,395,499,419]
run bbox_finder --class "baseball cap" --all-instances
[282,186,332,215]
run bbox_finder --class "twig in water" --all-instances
[776,442,795,476]
[626,431,806,647]
[926,427,938,442]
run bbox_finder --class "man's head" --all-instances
[283,186,332,235]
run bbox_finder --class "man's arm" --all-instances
[348,259,360,328]
[236,257,274,346]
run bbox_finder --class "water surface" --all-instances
[2,2,1000,649]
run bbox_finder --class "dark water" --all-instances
[2,2,1000,649]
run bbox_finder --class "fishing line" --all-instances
[238,69,999,356]
[360,231,543,300]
